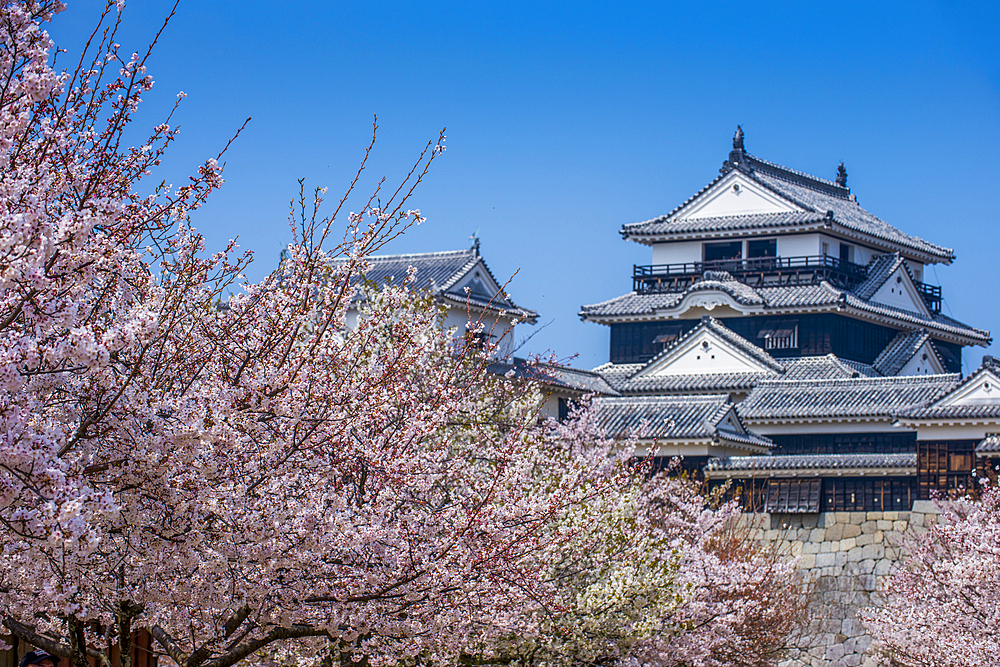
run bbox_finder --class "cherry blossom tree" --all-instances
[861,482,1000,667]
[462,405,806,667]
[0,3,804,667]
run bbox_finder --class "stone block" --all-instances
[856,533,873,546]
[821,540,836,553]
[826,523,845,541]
[893,520,908,532]
[809,528,826,542]
[861,544,885,560]
[818,512,837,528]
[867,511,882,521]
[912,500,940,514]
[798,554,816,569]
[875,559,893,576]
[873,531,884,544]
[803,541,820,554]
[877,519,892,530]
[909,513,924,527]
[860,574,876,591]
[842,523,862,538]
[842,616,865,637]
[800,514,818,528]
[860,558,876,574]
[839,537,857,551]
[845,655,862,667]
[835,551,848,567]
[882,510,898,520]
[826,644,846,661]
[836,511,851,523]
[861,520,877,534]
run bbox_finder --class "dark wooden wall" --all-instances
[608,313,963,368]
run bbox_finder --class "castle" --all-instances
[577,127,1000,511]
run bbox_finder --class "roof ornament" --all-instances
[836,162,848,187]
[469,232,480,256]
[726,125,751,173]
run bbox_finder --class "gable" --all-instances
[869,266,930,316]
[449,260,503,300]
[638,327,776,377]
[679,171,802,221]
[719,408,746,434]
[937,369,1000,407]
[898,341,946,376]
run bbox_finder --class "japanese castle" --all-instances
[573,127,1000,513]
[349,128,1000,515]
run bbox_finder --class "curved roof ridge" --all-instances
[755,372,960,387]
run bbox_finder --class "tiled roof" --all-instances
[331,248,537,322]
[687,271,765,305]
[872,330,936,376]
[897,404,1000,420]
[579,276,989,344]
[976,435,1000,454]
[594,395,772,450]
[852,253,910,301]
[594,354,879,395]
[347,248,479,293]
[781,355,880,380]
[896,356,1000,421]
[488,359,619,396]
[614,371,773,394]
[704,452,917,474]
[739,374,959,421]
[840,292,989,343]
[536,363,619,396]
[622,211,829,237]
[750,163,953,261]
[622,151,954,262]
[591,362,644,386]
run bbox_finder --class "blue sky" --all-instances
[50,1,999,371]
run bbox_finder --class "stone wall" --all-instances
[741,501,940,667]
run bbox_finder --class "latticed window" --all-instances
[757,321,798,350]
[765,478,821,513]
[918,441,976,499]
[822,478,915,512]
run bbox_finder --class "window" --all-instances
[703,241,743,263]
[747,238,777,258]
[918,441,976,499]
[822,242,830,256]
[822,478,915,512]
[758,320,798,350]
[771,432,916,456]
[839,243,854,264]
[765,478,821,513]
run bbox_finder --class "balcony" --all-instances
[915,281,942,314]
[633,255,943,313]
[633,255,869,293]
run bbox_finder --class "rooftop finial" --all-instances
[470,232,480,256]
[733,125,745,151]
[836,162,848,187]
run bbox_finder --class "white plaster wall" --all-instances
[870,268,927,313]
[682,172,798,220]
[898,342,944,376]
[915,424,997,440]
[904,260,924,283]
[777,234,822,258]
[651,240,703,266]
[747,422,899,436]
[648,330,764,376]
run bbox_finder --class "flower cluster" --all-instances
[861,482,1000,667]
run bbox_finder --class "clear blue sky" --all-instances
[50,1,999,371]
